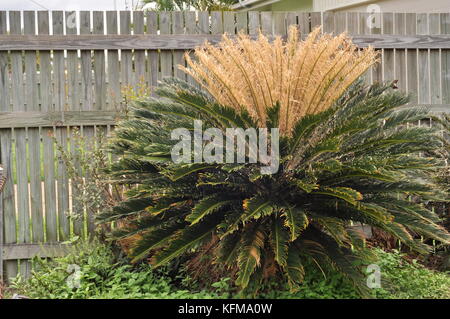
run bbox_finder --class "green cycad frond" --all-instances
[315,217,350,248]
[289,108,335,155]
[281,205,309,242]
[152,213,225,267]
[271,217,290,267]
[133,97,200,121]
[223,197,275,237]
[378,222,431,254]
[97,197,153,222]
[235,223,266,288]
[286,244,305,291]
[217,232,242,267]
[314,233,372,298]
[186,195,234,225]
[159,78,259,129]
[110,213,177,240]
[164,163,218,181]
[313,186,363,205]
[131,222,185,263]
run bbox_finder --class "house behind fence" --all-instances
[0,10,449,283]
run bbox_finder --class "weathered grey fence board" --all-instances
[405,13,418,103]
[383,13,394,84]
[134,11,147,85]
[147,11,159,90]
[173,11,186,81]
[442,13,450,104]
[0,180,3,281]
[0,132,16,280]
[2,243,69,260]
[37,11,58,246]
[417,13,429,104]
[430,13,442,104]
[2,34,450,50]
[184,11,197,87]
[93,11,107,111]
[53,11,71,242]
[66,12,80,112]
[120,11,133,87]
[10,10,32,279]
[0,11,17,282]
[80,11,93,112]
[106,11,121,108]
[394,13,407,92]
[24,12,45,247]
[159,11,173,80]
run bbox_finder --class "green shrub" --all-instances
[10,240,224,299]
[256,249,450,299]
[372,249,450,299]
[257,263,360,299]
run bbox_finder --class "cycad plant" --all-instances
[101,27,450,296]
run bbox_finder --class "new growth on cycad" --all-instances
[181,26,378,136]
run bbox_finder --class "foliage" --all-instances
[434,114,450,213]
[103,30,449,297]
[0,280,7,299]
[259,248,450,299]
[56,129,125,236]
[429,115,450,268]
[121,76,153,112]
[372,248,450,299]
[182,26,377,136]
[142,0,236,11]
[257,264,360,299]
[9,239,224,299]
[432,114,450,202]
[8,243,449,299]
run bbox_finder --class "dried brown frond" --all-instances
[0,280,7,299]
[115,219,142,255]
[181,26,378,136]
[185,236,237,286]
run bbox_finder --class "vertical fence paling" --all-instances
[37,11,57,247]
[0,10,449,282]
[442,13,450,104]
[53,11,71,242]
[0,11,5,282]
[1,11,17,281]
[67,10,83,238]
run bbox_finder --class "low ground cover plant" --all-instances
[8,240,223,299]
[7,240,449,299]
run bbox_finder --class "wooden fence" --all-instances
[0,10,449,283]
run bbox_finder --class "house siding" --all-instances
[237,0,450,12]
[315,0,450,12]
[313,0,371,11]
[270,0,313,11]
